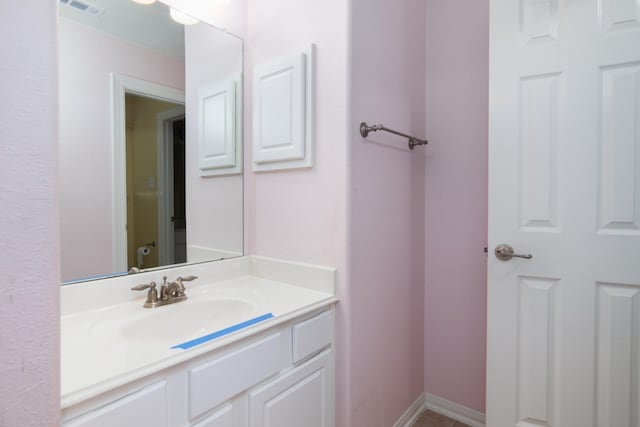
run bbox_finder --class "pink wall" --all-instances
[424,0,489,413]
[244,0,351,424]
[349,0,426,425]
[58,18,184,281]
[0,1,60,425]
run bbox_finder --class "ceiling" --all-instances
[59,0,185,58]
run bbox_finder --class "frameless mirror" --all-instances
[58,0,243,283]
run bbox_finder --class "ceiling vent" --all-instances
[59,0,105,17]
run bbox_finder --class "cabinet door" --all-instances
[248,350,333,427]
[191,404,233,427]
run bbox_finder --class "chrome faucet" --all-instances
[131,275,198,308]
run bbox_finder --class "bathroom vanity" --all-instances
[61,257,337,427]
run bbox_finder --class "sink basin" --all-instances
[123,299,255,342]
[87,298,256,344]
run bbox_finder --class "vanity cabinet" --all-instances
[62,308,335,427]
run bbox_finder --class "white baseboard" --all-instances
[393,392,427,427]
[425,393,485,427]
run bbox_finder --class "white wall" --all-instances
[0,1,60,424]
[59,18,184,281]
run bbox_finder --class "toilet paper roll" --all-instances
[137,246,150,268]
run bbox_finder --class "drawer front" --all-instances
[292,310,332,364]
[189,332,281,420]
[63,381,167,427]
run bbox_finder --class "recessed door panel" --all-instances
[599,0,640,32]
[517,277,559,426]
[596,283,640,427]
[519,74,560,231]
[598,63,640,234]
[521,0,558,45]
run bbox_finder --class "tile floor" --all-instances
[411,409,470,427]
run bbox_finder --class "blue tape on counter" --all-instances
[171,313,275,350]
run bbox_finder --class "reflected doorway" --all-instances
[169,117,187,265]
[124,93,186,270]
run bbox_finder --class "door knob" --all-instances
[494,244,533,261]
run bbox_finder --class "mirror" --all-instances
[58,0,243,284]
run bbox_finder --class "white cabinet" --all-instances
[63,381,168,427]
[252,46,315,172]
[62,308,334,427]
[191,404,233,427]
[189,332,282,420]
[249,350,333,427]
[291,309,332,364]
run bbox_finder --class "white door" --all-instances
[487,0,640,426]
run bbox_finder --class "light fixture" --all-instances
[170,7,199,25]
[131,0,156,4]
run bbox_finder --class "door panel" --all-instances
[519,73,560,231]
[595,283,640,427]
[598,63,640,234]
[516,277,559,426]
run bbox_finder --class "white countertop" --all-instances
[61,256,337,408]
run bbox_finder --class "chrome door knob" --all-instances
[494,244,533,261]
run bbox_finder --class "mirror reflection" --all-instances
[59,0,243,284]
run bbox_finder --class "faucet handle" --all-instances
[131,282,159,306]
[175,276,197,293]
[131,282,156,291]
